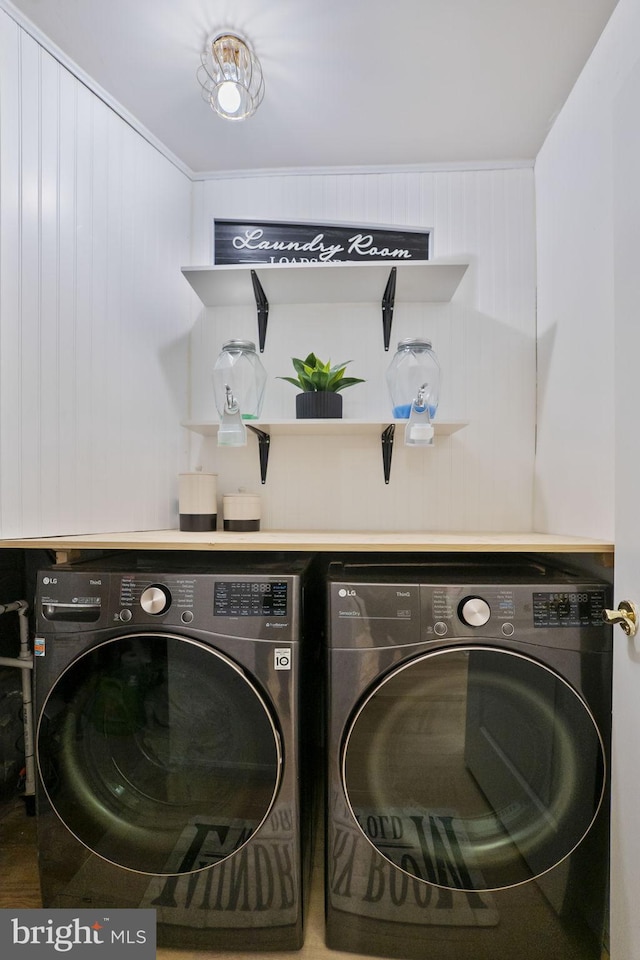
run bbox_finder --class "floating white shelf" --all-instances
[182,419,467,437]
[180,260,471,474]
[182,419,468,484]
[181,259,468,307]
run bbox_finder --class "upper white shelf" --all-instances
[181,259,469,308]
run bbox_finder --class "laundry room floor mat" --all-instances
[329,798,498,927]
[141,811,298,928]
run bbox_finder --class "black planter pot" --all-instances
[296,391,343,419]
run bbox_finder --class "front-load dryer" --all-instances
[34,554,318,951]
[326,558,612,960]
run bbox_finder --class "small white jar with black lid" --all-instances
[223,493,261,531]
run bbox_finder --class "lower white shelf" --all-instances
[182,418,468,484]
[182,418,468,437]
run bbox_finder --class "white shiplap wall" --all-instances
[534,15,617,542]
[187,168,537,532]
[0,10,193,538]
[0,5,538,538]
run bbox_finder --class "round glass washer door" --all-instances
[342,646,606,892]
[37,633,281,875]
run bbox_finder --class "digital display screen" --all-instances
[214,580,288,617]
[533,591,605,627]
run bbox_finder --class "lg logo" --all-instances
[338,589,356,598]
[42,577,58,585]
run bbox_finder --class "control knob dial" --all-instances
[459,596,491,627]
[140,584,171,616]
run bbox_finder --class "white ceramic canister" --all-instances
[178,473,218,531]
[222,493,261,532]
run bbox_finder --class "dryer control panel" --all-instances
[532,590,606,628]
[330,572,611,653]
[422,583,608,650]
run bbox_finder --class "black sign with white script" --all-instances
[213,219,431,265]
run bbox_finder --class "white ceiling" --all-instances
[5,0,619,176]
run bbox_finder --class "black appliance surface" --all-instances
[34,555,318,951]
[325,558,612,960]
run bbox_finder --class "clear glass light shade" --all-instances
[198,33,264,121]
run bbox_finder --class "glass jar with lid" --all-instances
[386,338,440,419]
[212,340,267,420]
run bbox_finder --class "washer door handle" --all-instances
[603,600,639,637]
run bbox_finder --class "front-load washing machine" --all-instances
[34,554,319,951]
[326,558,612,960]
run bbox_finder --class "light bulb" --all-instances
[217,81,242,115]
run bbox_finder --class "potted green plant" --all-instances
[278,352,365,419]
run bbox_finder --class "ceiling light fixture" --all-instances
[197,32,264,121]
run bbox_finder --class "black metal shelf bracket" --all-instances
[250,271,269,352]
[381,424,395,484]
[381,267,397,351]
[247,426,271,484]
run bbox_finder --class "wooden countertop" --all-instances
[0,529,614,555]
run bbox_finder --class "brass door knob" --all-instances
[602,600,639,637]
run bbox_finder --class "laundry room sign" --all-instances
[213,219,432,265]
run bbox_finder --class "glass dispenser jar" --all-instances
[213,340,267,421]
[386,338,441,419]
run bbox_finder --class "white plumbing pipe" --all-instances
[0,600,35,804]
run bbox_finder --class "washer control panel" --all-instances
[36,569,298,641]
[119,575,194,616]
[213,580,288,618]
